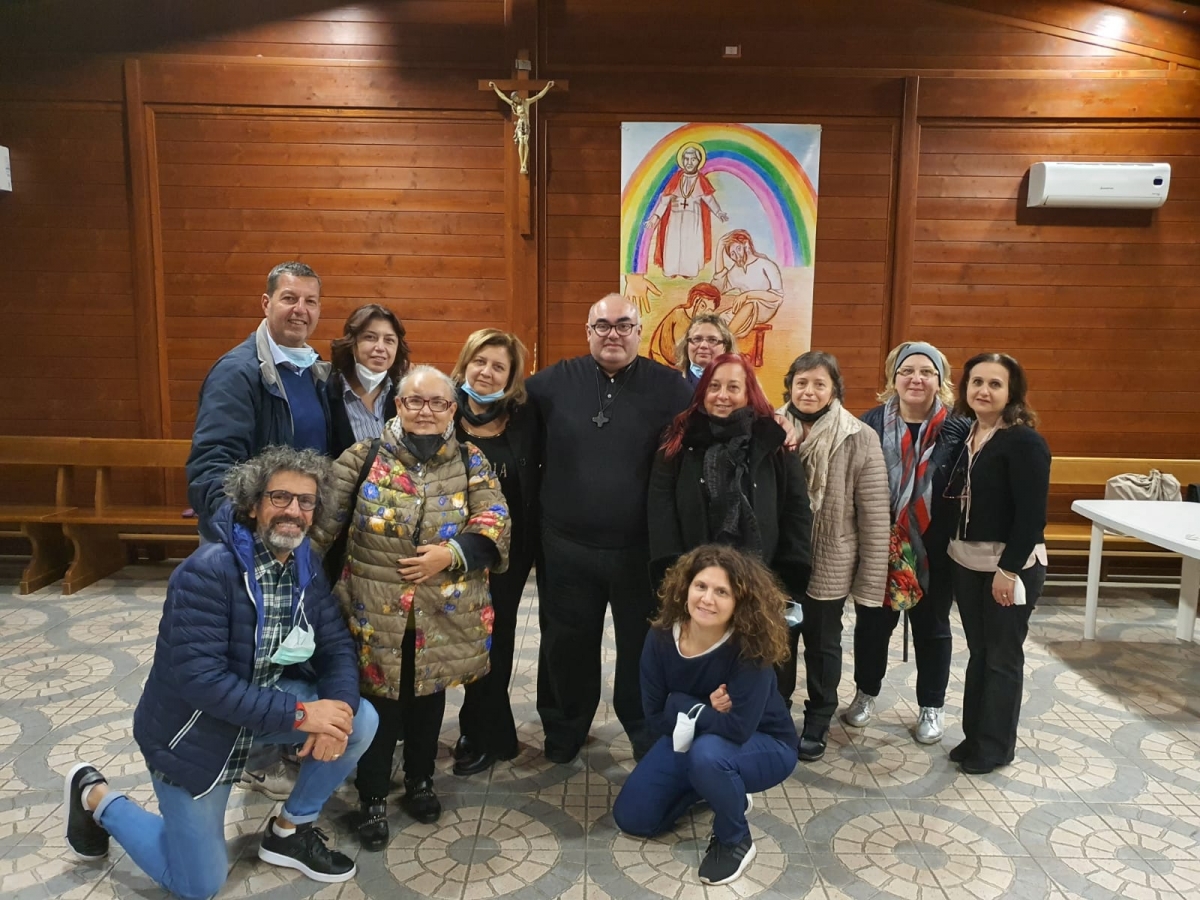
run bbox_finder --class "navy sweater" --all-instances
[640,627,798,749]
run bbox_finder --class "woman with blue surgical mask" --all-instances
[448,329,541,777]
[327,305,411,457]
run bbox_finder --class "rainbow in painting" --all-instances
[621,123,819,275]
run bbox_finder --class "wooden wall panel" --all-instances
[542,118,894,413]
[910,125,1200,462]
[0,103,139,439]
[156,112,507,438]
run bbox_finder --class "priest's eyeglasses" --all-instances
[263,490,319,511]
[399,396,454,413]
[588,321,637,336]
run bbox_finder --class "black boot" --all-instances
[401,777,441,824]
[798,722,828,762]
[357,797,389,851]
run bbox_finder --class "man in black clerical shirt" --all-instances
[526,294,693,763]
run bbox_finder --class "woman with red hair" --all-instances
[648,353,812,603]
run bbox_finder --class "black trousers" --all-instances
[458,545,535,758]
[853,551,954,708]
[536,525,658,756]
[355,624,446,799]
[777,596,847,738]
[952,562,1044,767]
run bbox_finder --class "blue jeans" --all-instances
[613,732,796,845]
[94,678,378,900]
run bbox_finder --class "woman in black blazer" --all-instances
[946,352,1051,775]
[326,304,411,458]
[648,352,812,613]
[449,328,541,776]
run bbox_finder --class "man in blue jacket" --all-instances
[186,261,333,544]
[64,447,377,899]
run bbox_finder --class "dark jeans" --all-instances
[853,552,954,708]
[781,596,846,738]
[458,546,535,758]
[536,525,659,756]
[355,625,446,799]
[613,732,796,845]
[952,562,1045,767]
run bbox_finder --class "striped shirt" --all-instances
[343,377,393,443]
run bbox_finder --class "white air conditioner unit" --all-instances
[1027,162,1170,209]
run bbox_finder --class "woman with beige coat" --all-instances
[777,351,889,762]
[312,365,510,849]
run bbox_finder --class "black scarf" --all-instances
[692,408,762,554]
[787,401,832,424]
[456,385,507,427]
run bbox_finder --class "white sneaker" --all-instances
[238,759,296,801]
[842,689,876,728]
[914,706,945,745]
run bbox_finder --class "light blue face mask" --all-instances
[689,362,706,380]
[277,344,319,371]
[783,600,804,628]
[269,603,315,665]
[461,382,506,405]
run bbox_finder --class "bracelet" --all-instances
[446,540,466,571]
[997,569,1018,582]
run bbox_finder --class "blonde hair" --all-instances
[674,314,735,372]
[876,342,954,406]
[450,329,529,408]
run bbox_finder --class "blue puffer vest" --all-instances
[132,501,360,797]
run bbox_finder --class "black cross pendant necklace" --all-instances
[593,362,634,428]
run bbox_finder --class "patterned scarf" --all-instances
[881,395,946,591]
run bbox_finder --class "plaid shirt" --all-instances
[216,538,296,786]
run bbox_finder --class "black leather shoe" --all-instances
[454,735,475,762]
[544,742,581,765]
[797,735,827,762]
[357,797,389,851]
[960,755,1013,775]
[453,748,496,776]
[948,740,974,763]
[400,778,441,824]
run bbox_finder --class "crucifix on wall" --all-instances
[479,54,567,235]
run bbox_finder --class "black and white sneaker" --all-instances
[258,816,356,883]
[698,833,757,886]
[64,763,110,860]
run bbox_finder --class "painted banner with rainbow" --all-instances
[620,122,820,395]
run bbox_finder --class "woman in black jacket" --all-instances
[851,342,969,746]
[449,328,541,776]
[648,352,812,610]
[326,304,411,458]
[947,352,1050,775]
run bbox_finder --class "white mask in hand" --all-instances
[672,703,705,753]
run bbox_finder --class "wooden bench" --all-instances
[0,436,196,594]
[1050,457,1200,570]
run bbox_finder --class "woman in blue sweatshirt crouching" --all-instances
[613,544,798,887]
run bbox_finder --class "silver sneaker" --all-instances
[842,689,876,728]
[238,759,296,801]
[914,706,945,745]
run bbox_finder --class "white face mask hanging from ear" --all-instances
[355,363,388,393]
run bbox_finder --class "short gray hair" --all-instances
[223,446,333,524]
[266,261,321,296]
[398,364,456,400]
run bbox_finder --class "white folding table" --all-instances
[1070,499,1200,642]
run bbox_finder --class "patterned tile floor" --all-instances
[2,561,1200,900]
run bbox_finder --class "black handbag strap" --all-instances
[323,438,381,584]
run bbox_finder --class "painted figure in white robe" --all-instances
[646,144,729,279]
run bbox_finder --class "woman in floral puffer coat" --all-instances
[312,365,509,850]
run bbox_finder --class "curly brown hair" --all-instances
[651,545,791,667]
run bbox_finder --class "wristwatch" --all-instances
[294,702,307,728]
